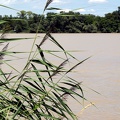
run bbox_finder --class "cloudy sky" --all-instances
[0,0,119,16]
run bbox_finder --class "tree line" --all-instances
[0,7,120,33]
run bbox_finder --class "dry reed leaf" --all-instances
[77,102,94,116]
[0,43,9,61]
[39,34,49,47]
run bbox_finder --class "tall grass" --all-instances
[0,1,92,120]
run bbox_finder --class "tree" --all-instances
[118,6,120,14]
[0,6,120,33]
[17,10,27,19]
[27,11,34,19]
[83,24,97,33]
[14,24,23,33]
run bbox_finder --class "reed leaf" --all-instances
[0,4,19,11]
[31,63,46,89]
[36,44,53,81]
[53,92,77,120]
[44,0,53,12]
[0,43,9,66]
[46,7,61,10]
[7,19,27,21]
[31,59,53,68]
[48,33,65,52]
[47,59,68,80]
[0,1,95,120]
[48,33,68,59]
[1,43,9,52]
[0,38,33,43]
[59,85,84,101]
[25,80,42,91]
[0,81,9,86]
[38,33,49,47]
[27,92,42,119]
[40,112,60,120]
[66,56,91,74]
[0,20,7,25]
[12,98,34,119]
[20,84,37,96]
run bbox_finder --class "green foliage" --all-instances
[0,1,94,120]
[0,7,120,33]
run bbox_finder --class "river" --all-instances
[1,33,120,120]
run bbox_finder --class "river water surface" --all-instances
[1,33,120,120]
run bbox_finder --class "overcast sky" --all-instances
[0,0,120,16]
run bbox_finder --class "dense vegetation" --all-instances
[0,7,120,33]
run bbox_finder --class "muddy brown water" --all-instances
[1,33,120,120]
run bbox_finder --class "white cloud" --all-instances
[88,0,107,3]
[24,0,29,2]
[52,0,67,4]
[74,9,95,13]
[75,9,86,12]
[53,0,61,3]
[24,0,32,3]
[62,9,71,12]
[0,0,16,5]
[88,9,95,12]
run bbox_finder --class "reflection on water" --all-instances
[1,33,120,120]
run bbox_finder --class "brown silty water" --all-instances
[0,33,120,120]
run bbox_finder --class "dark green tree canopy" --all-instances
[0,7,120,33]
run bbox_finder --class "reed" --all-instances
[0,1,92,119]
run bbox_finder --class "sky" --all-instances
[0,0,120,16]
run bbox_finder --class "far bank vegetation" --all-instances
[0,7,120,33]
